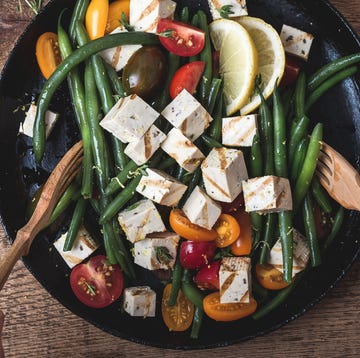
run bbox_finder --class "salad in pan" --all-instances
[20,0,359,339]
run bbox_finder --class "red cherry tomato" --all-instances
[194,260,221,290]
[179,240,217,269]
[169,61,205,99]
[157,18,205,57]
[280,54,303,87]
[70,255,124,308]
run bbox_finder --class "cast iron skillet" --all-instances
[0,0,359,350]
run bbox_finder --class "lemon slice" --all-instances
[236,16,285,115]
[209,19,258,115]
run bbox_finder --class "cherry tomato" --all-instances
[194,260,221,290]
[35,32,62,79]
[203,292,258,321]
[157,18,205,57]
[179,240,217,269]
[214,214,241,248]
[169,209,218,241]
[255,263,291,290]
[161,283,194,331]
[230,209,252,256]
[86,0,109,40]
[70,255,124,308]
[106,0,130,34]
[280,54,303,87]
[220,193,244,214]
[169,61,205,99]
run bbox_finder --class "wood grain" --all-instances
[0,1,359,357]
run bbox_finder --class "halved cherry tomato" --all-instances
[106,0,130,34]
[70,255,124,308]
[86,0,109,40]
[221,193,244,214]
[161,283,194,331]
[169,209,218,241]
[194,260,221,290]
[35,32,62,79]
[255,263,291,290]
[203,292,258,321]
[157,18,205,57]
[179,240,217,269]
[169,61,205,99]
[280,54,303,87]
[214,213,241,248]
[230,209,252,256]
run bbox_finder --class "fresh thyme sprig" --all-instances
[18,0,43,15]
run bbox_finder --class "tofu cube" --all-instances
[100,27,142,72]
[21,103,59,139]
[201,147,248,202]
[219,257,251,303]
[280,24,314,61]
[130,0,176,33]
[161,89,213,141]
[100,95,159,143]
[161,128,205,173]
[242,175,293,213]
[133,232,180,270]
[268,229,310,277]
[136,168,187,206]
[222,114,258,147]
[208,0,248,20]
[182,186,222,230]
[53,225,99,268]
[123,286,156,317]
[124,125,166,165]
[118,199,166,243]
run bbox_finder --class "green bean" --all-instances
[293,123,323,212]
[63,197,87,251]
[208,90,223,142]
[69,0,89,45]
[158,156,177,171]
[302,193,321,267]
[201,134,222,149]
[105,160,138,196]
[305,66,358,111]
[168,256,183,306]
[294,71,306,119]
[250,212,263,251]
[278,211,293,282]
[323,206,344,252]
[311,177,333,214]
[282,86,295,121]
[290,137,308,183]
[288,115,309,163]
[206,78,222,114]
[179,166,202,207]
[181,270,204,309]
[259,213,277,264]
[307,52,360,92]
[190,306,204,339]
[180,6,190,23]
[33,31,159,162]
[249,134,263,177]
[189,13,200,63]
[104,61,126,97]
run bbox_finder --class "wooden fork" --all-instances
[0,141,83,292]
[316,141,360,211]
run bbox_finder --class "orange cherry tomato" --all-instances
[203,292,257,322]
[230,209,252,256]
[106,0,130,34]
[169,209,218,241]
[35,32,62,79]
[86,0,109,40]
[161,283,194,331]
[214,213,241,248]
[255,263,291,290]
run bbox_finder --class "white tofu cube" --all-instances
[21,103,59,139]
[280,24,314,61]
[161,128,205,173]
[124,125,166,165]
[222,114,258,147]
[134,232,180,270]
[100,27,142,72]
[118,199,166,243]
[182,186,222,230]
[100,95,159,143]
[208,0,248,20]
[219,257,251,303]
[123,286,156,317]
[268,229,310,277]
[130,0,176,33]
[53,225,99,268]
[161,89,213,141]
[201,147,248,202]
[242,175,293,213]
[136,168,187,206]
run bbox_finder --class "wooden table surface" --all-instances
[0,1,359,357]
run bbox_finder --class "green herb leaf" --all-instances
[158,29,175,38]
[217,5,235,19]
[155,246,173,265]
[119,12,135,32]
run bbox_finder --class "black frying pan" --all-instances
[0,0,359,349]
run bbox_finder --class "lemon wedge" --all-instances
[209,19,258,116]
[236,16,285,115]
